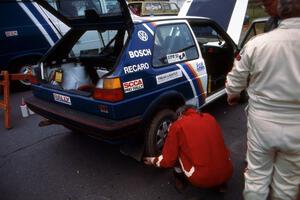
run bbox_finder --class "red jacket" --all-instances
[153,109,233,188]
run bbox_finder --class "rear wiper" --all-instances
[175,44,196,53]
[158,45,196,63]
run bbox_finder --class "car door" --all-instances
[151,20,206,107]
[187,18,237,101]
[239,17,268,49]
[32,0,133,81]
[179,0,249,45]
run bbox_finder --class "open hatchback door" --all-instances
[34,0,132,29]
[30,0,133,81]
[179,0,249,44]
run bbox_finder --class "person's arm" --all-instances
[144,122,180,168]
[226,46,252,105]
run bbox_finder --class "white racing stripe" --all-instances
[18,2,55,46]
[143,23,154,35]
[33,3,63,40]
[178,0,193,17]
[227,0,249,44]
[176,64,198,107]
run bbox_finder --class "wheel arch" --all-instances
[142,91,186,126]
[8,53,43,71]
[7,53,43,88]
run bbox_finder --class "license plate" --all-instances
[53,93,72,105]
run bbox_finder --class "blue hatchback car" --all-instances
[26,0,247,156]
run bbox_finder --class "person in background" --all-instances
[225,0,300,199]
[262,0,280,31]
[143,105,233,192]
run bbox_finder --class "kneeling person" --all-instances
[144,105,233,189]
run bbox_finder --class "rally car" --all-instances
[25,0,248,156]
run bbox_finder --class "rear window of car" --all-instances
[152,23,199,67]
[51,0,122,18]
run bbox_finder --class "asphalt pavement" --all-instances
[0,91,248,200]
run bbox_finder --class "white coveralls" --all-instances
[226,18,300,200]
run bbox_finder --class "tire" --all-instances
[144,109,176,156]
[10,59,39,90]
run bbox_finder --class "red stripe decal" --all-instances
[185,62,206,100]
[151,22,157,27]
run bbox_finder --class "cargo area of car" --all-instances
[36,29,128,97]
[42,62,104,96]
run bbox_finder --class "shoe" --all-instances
[212,183,227,193]
[173,170,188,193]
[174,177,187,193]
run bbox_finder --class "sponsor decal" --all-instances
[5,30,18,37]
[124,62,149,74]
[53,93,72,105]
[156,70,183,85]
[167,52,187,64]
[137,30,148,41]
[196,62,205,72]
[128,49,152,58]
[123,79,144,93]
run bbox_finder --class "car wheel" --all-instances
[144,109,176,156]
[18,64,36,86]
[11,60,38,90]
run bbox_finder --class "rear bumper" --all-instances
[25,96,143,140]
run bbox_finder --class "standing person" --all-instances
[262,0,280,32]
[144,105,233,192]
[225,0,300,199]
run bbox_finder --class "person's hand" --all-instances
[143,157,155,165]
[227,94,240,106]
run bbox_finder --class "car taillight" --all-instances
[93,77,124,102]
